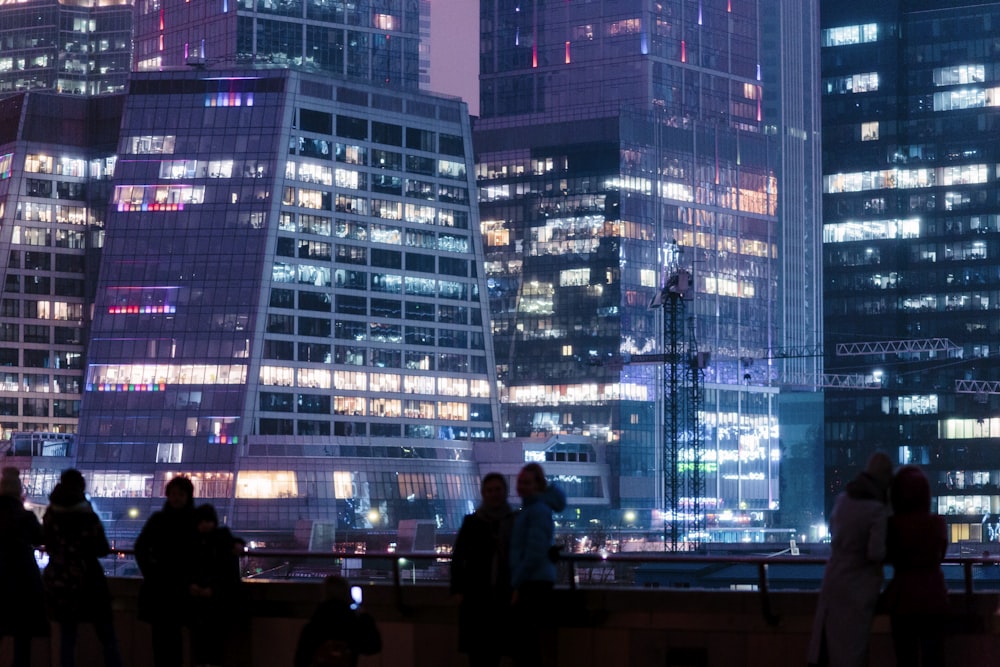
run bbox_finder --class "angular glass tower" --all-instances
[0,0,132,95]
[476,1,823,538]
[75,69,499,540]
[822,0,1000,544]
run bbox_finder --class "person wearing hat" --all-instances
[807,452,894,667]
[0,467,48,666]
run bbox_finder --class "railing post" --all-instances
[757,562,779,626]
[392,557,405,613]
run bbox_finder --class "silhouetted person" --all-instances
[0,467,47,667]
[808,452,893,667]
[451,472,515,667]
[136,476,197,667]
[43,469,123,667]
[509,463,566,667]
[885,465,947,667]
[293,575,381,667]
[189,503,243,667]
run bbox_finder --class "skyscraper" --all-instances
[822,0,1000,544]
[0,0,132,95]
[476,1,822,537]
[0,92,121,444]
[132,0,420,90]
[73,68,498,540]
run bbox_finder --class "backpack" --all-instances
[310,638,355,667]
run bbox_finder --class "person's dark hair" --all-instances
[891,465,932,514]
[164,475,194,506]
[480,472,507,494]
[322,575,352,604]
[59,468,86,495]
[195,503,218,525]
[520,463,548,491]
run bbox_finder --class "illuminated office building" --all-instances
[132,0,420,89]
[476,1,823,535]
[0,92,121,441]
[0,0,132,95]
[73,68,499,539]
[822,0,1000,544]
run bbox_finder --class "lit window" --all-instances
[235,471,298,498]
[861,121,879,141]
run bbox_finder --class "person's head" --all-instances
[864,451,894,496]
[516,463,547,499]
[195,503,218,533]
[59,468,86,496]
[0,467,21,499]
[321,575,352,605]
[480,472,508,510]
[891,465,931,514]
[164,476,194,510]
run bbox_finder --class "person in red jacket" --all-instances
[885,465,948,667]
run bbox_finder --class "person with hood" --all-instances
[293,575,381,667]
[42,468,123,667]
[135,475,197,667]
[451,472,515,667]
[808,452,893,667]
[509,463,566,667]
[884,465,948,667]
[0,467,47,667]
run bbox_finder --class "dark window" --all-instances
[264,339,294,360]
[372,149,402,170]
[270,289,294,308]
[260,418,294,435]
[55,255,85,272]
[405,326,435,346]
[54,278,84,297]
[372,121,403,146]
[336,244,367,265]
[300,109,333,134]
[298,291,332,312]
[0,300,16,318]
[0,349,17,366]
[0,325,18,342]
[276,237,296,257]
[24,276,50,295]
[439,133,464,156]
[405,301,435,321]
[405,252,435,273]
[334,421,366,436]
[370,348,401,367]
[299,317,331,337]
[336,295,367,315]
[298,342,330,362]
[4,276,18,293]
[260,392,294,412]
[371,249,402,269]
[0,397,16,415]
[298,420,331,436]
[297,394,331,414]
[23,349,49,368]
[23,325,48,343]
[336,115,368,140]
[406,128,435,151]
[371,299,401,318]
[370,423,400,437]
[406,155,435,175]
[267,314,295,334]
[52,400,79,418]
[22,398,48,417]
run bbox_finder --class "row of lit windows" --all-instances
[822,23,878,47]
[16,205,88,225]
[933,87,1000,112]
[939,418,1000,439]
[258,365,490,397]
[260,395,477,421]
[85,364,247,388]
[113,185,205,209]
[283,216,469,250]
[823,219,921,243]
[824,72,879,95]
[824,165,990,194]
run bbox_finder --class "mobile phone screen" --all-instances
[350,585,362,610]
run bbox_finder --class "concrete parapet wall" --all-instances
[5,579,999,666]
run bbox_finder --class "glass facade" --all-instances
[0,93,121,439]
[74,69,498,539]
[475,1,821,536]
[133,0,420,89]
[0,0,132,95]
[822,0,1000,544]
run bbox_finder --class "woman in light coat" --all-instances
[807,452,893,667]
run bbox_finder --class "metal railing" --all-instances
[102,549,1000,628]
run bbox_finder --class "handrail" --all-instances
[105,549,1000,625]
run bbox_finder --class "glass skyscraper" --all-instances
[476,1,822,537]
[0,0,132,95]
[132,0,420,90]
[822,0,1000,544]
[74,69,498,540]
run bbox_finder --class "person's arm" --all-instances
[867,505,888,563]
[292,619,319,667]
[90,512,112,558]
[450,517,470,596]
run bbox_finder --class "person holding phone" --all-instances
[293,575,381,667]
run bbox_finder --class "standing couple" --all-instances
[450,463,566,667]
[808,453,948,667]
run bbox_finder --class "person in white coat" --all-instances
[808,452,893,667]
